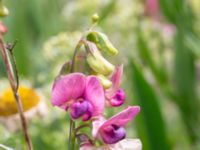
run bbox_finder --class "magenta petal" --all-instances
[84,76,105,117]
[70,101,89,120]
[100,106,140,129]
[70,100,93,121]
[100,124,126,144]
[82,102,93,121]
[109,89,126,107]
[51,73,86,107]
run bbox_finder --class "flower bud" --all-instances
[87,31,118,55]
[86,45,115,75]
[97,74,112,89]
[0,1,9,17]
[91,13,99,24]
[58,61,71,76]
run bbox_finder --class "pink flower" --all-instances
[144,0,160,19]
[51,73,105,121]
[92,106,140,144]
[106,65,126,107]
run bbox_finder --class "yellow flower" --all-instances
[0,86,40,116]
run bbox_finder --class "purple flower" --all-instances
[51,73,105,121]
[109,89,126,107]
[106,65,126,107]
[92,106,140,144]
[70,100,93,121]
[100,124,126,144]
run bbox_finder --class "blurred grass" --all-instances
[0,0,200,149]
[3,0,65,76]
[128,61,171,150]
[159,0,200,144]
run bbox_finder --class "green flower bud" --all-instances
[91,13,99,24]
[86,43,115,75]
[0,0,9,17]
[97,74,112,89]
[86,31,118,55]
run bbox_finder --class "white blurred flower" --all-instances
[80,139,142,150]
[110,139,142,150]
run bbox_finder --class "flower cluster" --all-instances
[50,28,141,149]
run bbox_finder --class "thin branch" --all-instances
[0,34,33,150]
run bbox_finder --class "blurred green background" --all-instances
[0,0,200,149]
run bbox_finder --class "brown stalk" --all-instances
[0,33,33,150]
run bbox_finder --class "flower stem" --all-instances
[68,39,85,150]
[0,34,33,150]
[75,123,91,134]
[68,119,75,150]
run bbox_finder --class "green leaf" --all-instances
[128,61,171,150]
[173,31,200,143]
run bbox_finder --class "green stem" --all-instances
[68,39,86,150]
[75,123,91,134]
[68,119,75,150]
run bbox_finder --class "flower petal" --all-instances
[100,106,140,129]
[110,138,142,150]
[109,89,126,107]
[100,124,126,144]
[110,65,123,90]
[92,117,106,138]
[51,73,86,107]
[84,76,105,116]
[70,100,89,120]
[82,102,93,121]
[106,65,123,98]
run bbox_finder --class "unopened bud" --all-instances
[91,13,99,24]
[87,31,118,55]
[86,45,115,75]
[58,61,71,76]
[0,1,9,17]
[97,74,112,89]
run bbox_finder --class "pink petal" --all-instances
[110,64,123,90]
[100,106,140,129]
[92,117,106,138]
[109,89,126,107]
[51,73,86,107]
[106,65,123,98]
[84,76,105,117]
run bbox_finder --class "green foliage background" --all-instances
[0,0,200,149]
